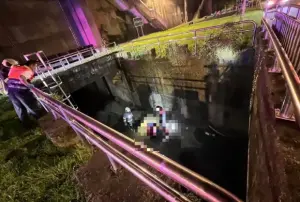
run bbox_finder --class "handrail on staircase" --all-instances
[23,78,242,202]
[262,17,300,126]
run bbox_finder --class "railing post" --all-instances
[157,38,162,57]
[193,30,197,56]
[31,91,50,114]
[280,93,294,119]
[84,127,119,173]
[107,154,118,173]
[38,98,58,120]
[264,50,277,73]
[50,108,59,120]
[59,105,119,172]
[273,58,281,73]
[58,106,87,143]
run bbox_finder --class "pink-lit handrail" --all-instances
[262,17,300,126]
[29,84,242,202]
[44,102,190,202]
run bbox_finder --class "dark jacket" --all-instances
[0,66,9,81]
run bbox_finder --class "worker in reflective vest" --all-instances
[7,60,43,124]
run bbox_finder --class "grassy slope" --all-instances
[140,10,262,40]
[118,10,263,51]
[0,96,91,202]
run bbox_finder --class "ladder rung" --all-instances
[46,81,57,86]
[49,82,63,89]
[62,95,71,101]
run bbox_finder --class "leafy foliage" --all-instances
[197,22,252,63]
[50,93,64,101]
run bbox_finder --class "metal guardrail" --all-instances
[34,47,96,74]
[261,17,300,125]
[24,80,242,202]
[247,17,294,202]
[273,11,300,71]
[31,45,119,76]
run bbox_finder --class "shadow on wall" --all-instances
[121,46,254,136]
[121,57,209,122]
[136,84,153,112]
[215,48,255,136]
[172,89,208,126]
[71,80,114,118]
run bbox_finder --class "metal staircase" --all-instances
[23,51,77,109]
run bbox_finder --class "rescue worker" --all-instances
[155,106,166,129]
[123,107,134,129]
[7,60,43,125]
[137,106,168,139]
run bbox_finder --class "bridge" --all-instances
[1,1,300,202]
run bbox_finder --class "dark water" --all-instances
[72,48,255,200]
[179,131,248,199]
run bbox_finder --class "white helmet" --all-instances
[125,107,131,112]
[2,59,19,67]
[155,106,162,112]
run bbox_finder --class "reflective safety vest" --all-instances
[7,66,34,90]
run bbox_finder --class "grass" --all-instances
[0,95,92,202]
[112,10,263,58]
[135,10,263,41]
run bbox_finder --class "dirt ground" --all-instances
[269,72,300,201]
[276,121,300,202]
[38,114,81,147]
[75,150,166,202]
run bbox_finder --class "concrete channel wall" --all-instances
[33,53,136,106]
[247,29,291,202]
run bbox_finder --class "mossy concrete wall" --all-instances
[34,53,135,106]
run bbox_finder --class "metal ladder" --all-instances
[23,51,77,109]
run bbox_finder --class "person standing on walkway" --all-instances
[7,60,44,126]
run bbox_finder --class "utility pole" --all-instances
[184,0,188,22]
[194,0,206,19]
[241,0,247,17]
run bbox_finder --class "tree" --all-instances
[194,0,206,19]
[184,0,188,22]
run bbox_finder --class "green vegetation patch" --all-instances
[113,10,262,59]
[136,10,263,41]
[0,96,92,202]
[120,10,262,47]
